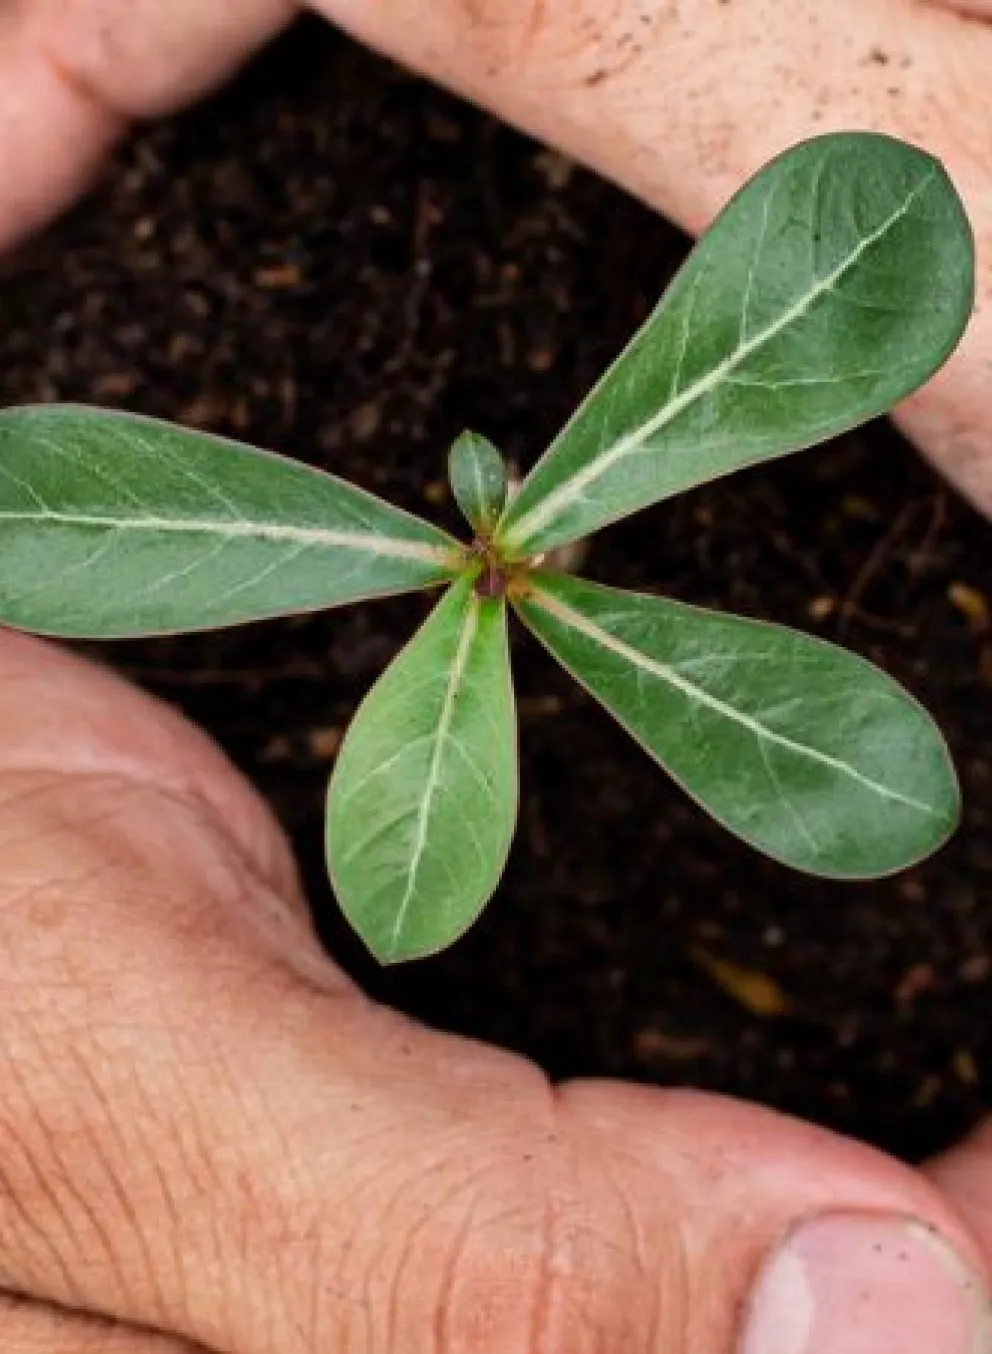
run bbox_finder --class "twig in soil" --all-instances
[838,501,919,638]
[907,492,948,576]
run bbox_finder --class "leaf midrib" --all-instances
[387,595,481,954]
[527,583,944,820]
[502,167,936,550]
[0,507,456,565]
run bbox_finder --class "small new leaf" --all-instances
[515,573,960,878]
[498,133,974,556]
[0,405,464,636]
[326,575,518,962]
[448,431,509,534]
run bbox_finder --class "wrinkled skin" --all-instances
[1,3,992,1350]
[0,615,986,1353]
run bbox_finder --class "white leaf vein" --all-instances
[506,168,936,549]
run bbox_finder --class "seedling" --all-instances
[0,133,973,962]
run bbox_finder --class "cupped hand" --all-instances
[3,0,992,517]
[0,625,988,1349]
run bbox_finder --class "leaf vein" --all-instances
[531,585,943,820]
[506,168,937,549]
[388,598,481,950]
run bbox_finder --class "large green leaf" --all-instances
[0,405,465,636]
[498,133,974,556]
[326,575,517,962]
[515,573,959,877]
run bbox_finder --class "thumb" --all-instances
[928,1121,992,1259]
[0,630,988,1354]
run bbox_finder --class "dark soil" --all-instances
[2,18,990,1161]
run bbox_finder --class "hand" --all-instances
[0,627,988,1350]
[3,0,992,518]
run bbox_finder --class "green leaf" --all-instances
[448,431,509,534]
[0,404,465,637]
[498,133,974,556]
[326,575,517,962]
[515,572,959,878]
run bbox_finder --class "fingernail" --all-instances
[741,1212,991,1354]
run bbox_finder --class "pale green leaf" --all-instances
[0,404,465,636]
[326,575,517,962]
[448,431,509,534]
[498,133,974,556]
[515,573,959,877]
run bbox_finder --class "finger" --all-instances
[0,8,119,250]
[0,627,302,904]
[311,0,992,520]
[0,0,296,254]
[30,0,298,116]
[926,1120,992,1258]
[0,1293,205,1353]
[0,641,986,1352]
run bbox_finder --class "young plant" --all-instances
[0,133,973,962]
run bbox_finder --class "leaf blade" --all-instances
[327,575,517,962]
[0,405,465,636]
[499,133,974,555]
[448,431,509,533]
[514,572,959,877]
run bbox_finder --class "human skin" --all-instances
[0,627,987,1354]
[0,3,991,1351]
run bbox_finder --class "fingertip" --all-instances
[0,16,122,253]
[0,0,298,255]
[557,1083,992,1353]
[32,0,298,120]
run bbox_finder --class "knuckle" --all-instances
[275,1129,643,1353]
[399,1170,559,1354]
[230,1128,562,1352]
[347,1154,563,1352]
[0,771,242,962]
